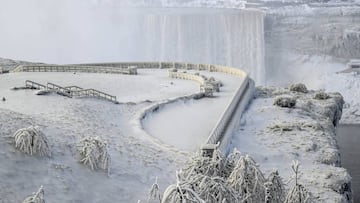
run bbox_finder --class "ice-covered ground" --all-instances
[0,69,241,202]
[231,86,351,202]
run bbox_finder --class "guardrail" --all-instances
[47,82,72,97]
[25,80,46,89]
[71,89,117,103]
[205,77,254,155]
[13,65,137,75]
[24,80,117,103]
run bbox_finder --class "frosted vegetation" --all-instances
[22,186,45,203]
[151,148,311,203]
[13,126,51,157]
[78,136,111,174]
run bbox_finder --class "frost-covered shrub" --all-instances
[284,161,312,203]
[313,92,330,100]
[148,177,161,203]
[161,172,205,203]
[191,174,239,202]
[78,136,111,174]
[265,170,285,203]
[13,126,51,157]
[284,184,312,203]
[227,154,266,202]
[164,149,244,202]
[22,186,45,203]
[274,96,296,108]
[182,148,224,179]
[289,83,308,93]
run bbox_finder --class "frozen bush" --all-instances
[182,148,224,179]
[13,126,51,157]
[161,171,205,203]
[78,136,111,174]
[289,83,308,93]
[190,174,239,202]
[22,186,45,203]
[227,154,266,202]
[148,177,161,203]
[284,161,312,203]
[265,170,285,203]
[274,96,296,108]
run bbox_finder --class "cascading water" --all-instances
[0,1,265,83]
[140,8,265,83]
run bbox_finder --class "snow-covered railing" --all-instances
[168,71,207,85]
[13,64,137,75]
[25,80,46,89]
[47,82,72,97]
[204,76,254,155]
[24,80,118,103]
[71,89,117,103]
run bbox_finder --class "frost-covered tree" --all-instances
[175,149,242,202]
[189,173,239,202]
[78,136,111,174]
[13,126,51,157]
[284,160,312,203]
[161,171,205,203]
[265,170,285,203]
[227,154,266,202]
[22,185,45,203]
[182,148,225,179]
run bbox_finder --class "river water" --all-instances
[336,124,360,202]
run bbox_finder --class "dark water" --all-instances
[336,125,360,202]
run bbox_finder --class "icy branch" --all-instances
[22,185,45,203]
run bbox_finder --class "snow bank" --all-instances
[231,85,352,202]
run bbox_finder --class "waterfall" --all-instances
[0,1,265,83]
[139,8,265,84]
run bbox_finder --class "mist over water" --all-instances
[0,0,265,83]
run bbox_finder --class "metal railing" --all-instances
[71,89,117,103]
[25,80,46,89]
[14,65,137,75]
[24,80,117,103]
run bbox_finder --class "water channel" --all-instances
[336,124,360,202]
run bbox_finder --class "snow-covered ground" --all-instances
[1,0,359,202]
[0,69,242,202]
[231,86,351,202]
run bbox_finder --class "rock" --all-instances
[274,96,296,108]
[314,92,330,100]
[289,83,308,93]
